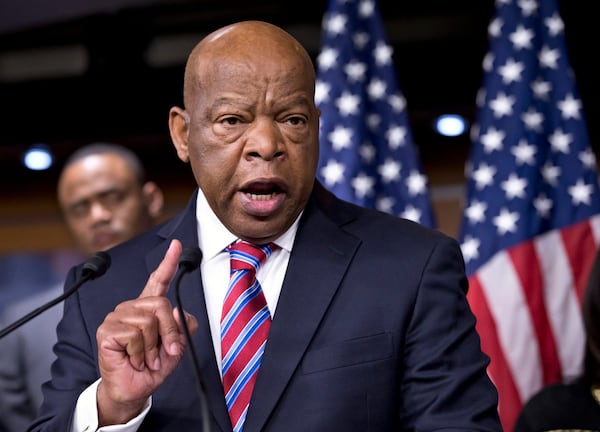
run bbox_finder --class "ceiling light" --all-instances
[434,114,467,137]
[23,145,53,171]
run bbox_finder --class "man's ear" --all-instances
[142,181,164,220]
[169,106,190,163]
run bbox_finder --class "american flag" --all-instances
[315,0,436,228]
[458,0,600,430]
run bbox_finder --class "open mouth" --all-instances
[241,180,285,199]
[239,181,286,215]
[245,191,278,201]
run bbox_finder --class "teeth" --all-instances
[248,193,275,201]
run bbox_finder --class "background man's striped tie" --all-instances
[221,240,275,432]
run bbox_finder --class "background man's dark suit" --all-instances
[30,183,501,431]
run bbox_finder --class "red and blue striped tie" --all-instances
[221,240,274,432]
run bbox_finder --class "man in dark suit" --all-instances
[0,143,164,432]
[29,21,502,431]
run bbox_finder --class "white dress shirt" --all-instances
[71,189,299,431]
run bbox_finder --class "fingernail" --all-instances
[153,357,161,370]
[169,342,181,356]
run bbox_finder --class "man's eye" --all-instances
[100,191,124,208]
[287,116,305,126]
[222,116,241,125]
[69,204,89,218]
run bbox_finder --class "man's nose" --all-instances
[244,118,285,161]
[88,202,112,222]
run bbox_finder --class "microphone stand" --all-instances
[0,251,111,339]
[173,248,211,432]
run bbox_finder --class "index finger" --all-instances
[139,239,182,298]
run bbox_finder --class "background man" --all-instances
[0,142,164,431]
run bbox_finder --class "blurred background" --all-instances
[0,0,597,251]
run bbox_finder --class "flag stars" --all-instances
[541,161,561,186]
[320,159,346,187]
[489,91,515,118]
[533,193,553,218]
[461,236,481,262]
[353,31,370,50]
[472,162,497,190]
[359,142,376,164]
[358,0,375,17]
[501,173,528,199]
[351,173,376,198]
[366,113,381,130]
[480,127,505,153]
[539,45,560,69]
[488,17,503,38]
[314,80,331,106]
[386,125,407,149]
[388,94,407,112]
[344,60,367,82]
[579,149,597,169]
[400,205,422,224]
[376,196,395,214]
[521,107,544,131]
[465,199,487,224]
[511,139,536,165]
[335,91,361,116]
[549,128,572,153]
[328,126,353,151]
[373,41,393,66]
[377,158,401,183]
[483,52,495,73]
[531,78,552,100]
[569,179,594,205]
[367,77,387,100]
[325,13,347,35]
[406,170,427,195]
[545,13,564,37]
[517,0,538,17]
[557,93,582,120]
[317,47,338,71]
[509,25,534,50]
[499,58,525,84]
[493,208,519,235]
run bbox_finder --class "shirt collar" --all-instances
[195,188,301,259]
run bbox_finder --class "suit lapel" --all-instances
[245,187,361,431]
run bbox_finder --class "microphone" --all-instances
[0,251,111,339]
[172,247,211,432]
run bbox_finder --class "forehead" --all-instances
[191,55,316,112]
[187,24,315,103]
[59,154,135,197]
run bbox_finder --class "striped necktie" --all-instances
[221,240,275,432]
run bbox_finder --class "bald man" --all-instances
[0,143,163,432]
[30,22,501,431]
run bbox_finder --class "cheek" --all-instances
[190,142,239,181]
[70,222,91,241]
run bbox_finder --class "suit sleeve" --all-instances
[399,235,501,431]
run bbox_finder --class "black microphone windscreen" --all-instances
[81,251,111,279]
[179,247,203,271]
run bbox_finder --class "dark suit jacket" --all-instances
[30,182,501,431]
